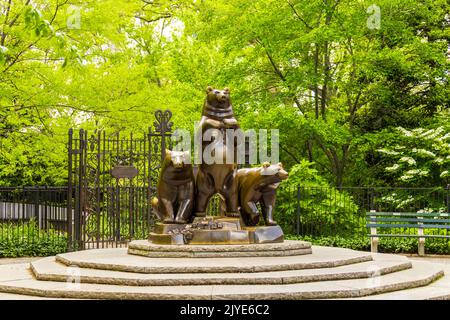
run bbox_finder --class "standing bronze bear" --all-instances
[237,162,289,226]
[151,150,194,224]
[195,86,241,217]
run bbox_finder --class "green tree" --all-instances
[0,0,448,188]
[179,0,449,187]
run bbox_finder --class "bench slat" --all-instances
[366,217,450,223]
[365,212,450,249]
[366,212,449,217]
[368,234,450,239]
[366,223,450,229]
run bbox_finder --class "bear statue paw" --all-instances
[223,118,238,127]
[174,218,188,224]
[225,212,240,218]
[250,212,259,219]
[194,212,206,217]
[163,218,175,224]
[265,220,277,226]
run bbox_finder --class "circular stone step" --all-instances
[30,255,412,286]
[55,245,373,274]
[0,260,444,300]
[128,240,312,258]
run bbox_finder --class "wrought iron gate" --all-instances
[67,110,173,250]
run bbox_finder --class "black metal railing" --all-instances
[1,185,449,253]
[0,186,68,227]
[0,187,69,256]
[276,186,450,238]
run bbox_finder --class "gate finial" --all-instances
[153,110,173,133]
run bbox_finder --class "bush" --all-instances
[0,219,68,257]
[286,234,450,255]
[276,161,365,236]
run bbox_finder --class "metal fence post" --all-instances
[67,128,73,251]
[74,129,84,250]
[296,186,301,236]
[33,187,39,223]
[447,184,450,214]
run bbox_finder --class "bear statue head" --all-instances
[260,162,289,183]
[205,86,231,109]
[165,149,191,169]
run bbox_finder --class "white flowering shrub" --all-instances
[378,125,450,186]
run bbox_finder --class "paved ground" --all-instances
[0,257,41,265]
[0,292,56,299]
[400,254,450,265]
[0,257,45,299]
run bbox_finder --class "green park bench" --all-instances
[366,211,450,256]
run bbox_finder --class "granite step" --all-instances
[128,240,312,258]
[343,263,450,300]
[30,254,412,286]
[0,261,443,299]
[55,246,373,274]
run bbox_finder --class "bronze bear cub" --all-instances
[151,150,194,224]
[237,162,289,226]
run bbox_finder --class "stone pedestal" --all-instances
[148,223,186,245]
[248,225,284,243]
[149,216,284,245]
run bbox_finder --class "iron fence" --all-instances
[0,185,228,251]
[0,186,68,227]
[278,186,450,238]
[79,186,151,249]
[67,110,174,250]
[1,185,449,252]
[0,187,69,253]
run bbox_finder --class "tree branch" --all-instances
[0,0,13,46]
[135,14,172,23]
[2,40,39,73]
[256,38,308,117]
[8,0,31,28]
[287,0,313,30]
[280,145,301,163]
[50,0,70,25]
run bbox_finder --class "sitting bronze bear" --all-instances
[237,162,288,226]
[151,150,194,224]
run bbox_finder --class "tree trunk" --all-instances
[314,45,320,119]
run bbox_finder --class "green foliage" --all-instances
[276,161,364,235]
[377,116,450,187]
[286,234,450,255]
[24,6,54,37]
[0,0,448,190]
[286,234,371,251]
[0,0,448,256]
[185,0,449,187]
[0,220,68,257]
[282,160,329,187]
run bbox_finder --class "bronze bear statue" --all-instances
[151,150,194,224]
[237,162,288,226]
[195,86,241,216]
